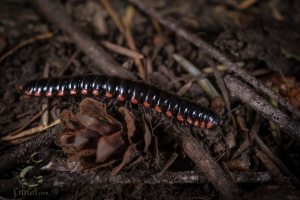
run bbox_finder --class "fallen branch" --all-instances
[224,75,300,141]
[0,170,272,195]
[167,124,243,199]
[127,0,300,118]
[28,0,136,80]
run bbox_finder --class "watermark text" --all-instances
[14,188,48,196]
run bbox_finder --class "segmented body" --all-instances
[21,74,220,130]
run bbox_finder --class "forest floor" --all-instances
[1,0,300,199]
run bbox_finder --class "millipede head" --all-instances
[19,81,34,96]
[207,110,221,130]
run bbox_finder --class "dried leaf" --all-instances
[55,131,75,147]
[79,98,120,124]
[111,143,137,175]
[96,131,126,162]
[142,117,152,153]
[74,128,100,150]
[76,113,121,136]
[60,110,81,130]
[117,107,136,144]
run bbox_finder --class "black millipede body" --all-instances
[21,74,221,130]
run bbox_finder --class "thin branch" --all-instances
[0,32,54,63]
[100,40,144,59]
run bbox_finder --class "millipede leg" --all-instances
[154,112,162,124]
[138,104,146,116]
[195,127,203,137]
[163,117,174,131]
[70,97,77,113]
[100,97,108,107]
[153,112,163,130]
[80,95,86,102]
[148,108,153,117]
[128,101,133,111]
[94,96,103,102]
[107,99,118,112]
[56,98,64,110]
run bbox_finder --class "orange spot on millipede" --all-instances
[155,105,162,112]
[25,90,32,95]
[118,95,125,101]
[105,92,113,98]
[194,120,199,126]
[187,118,193,124]
[93,90,99,96]
[166,110,172,117]
[58,90,64,96]
[206,121,213,129]
[143,101,150,108]
[81,89,88,94]
[70,89,77,95]
[46,91,52,97]
[131,98,138,104]
[200,121,205,128]
[34,91,41,97]
[177,114,184,121]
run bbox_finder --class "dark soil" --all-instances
[1,0,300,199]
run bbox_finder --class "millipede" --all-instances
[20,74,228,148]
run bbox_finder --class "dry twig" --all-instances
[210,60,231,111]
[100,0,125,34]
[122,6,147,80]
[100,40,144,59]
[1,119,61,141]
[0,32,54,63]
[58,48,81,77]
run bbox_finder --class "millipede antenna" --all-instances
[216,126,229,152]
[221,105,241,120]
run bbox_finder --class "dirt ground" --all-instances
[1,0,300,199]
